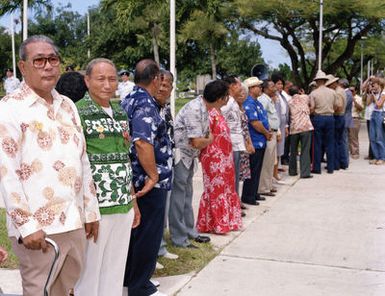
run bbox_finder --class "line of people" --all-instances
[0,35,381,296]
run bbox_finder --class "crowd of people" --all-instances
[0,34,384,296]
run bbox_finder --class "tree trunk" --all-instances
[210,43,217,79]
[151,26,160,65]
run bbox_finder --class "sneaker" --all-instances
[150,291,168,296]
[150,279,160,287]
[156,262,164,269]
[163,251,179,260]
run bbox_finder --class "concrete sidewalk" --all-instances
[176,126,385,295]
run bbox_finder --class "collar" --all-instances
[20,81,63,108]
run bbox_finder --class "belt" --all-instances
[314,113,333,116]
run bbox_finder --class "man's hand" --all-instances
[21,230,48,252]
[246,142,255,154]
[277,133,282,143]
[132,199,141,229]
[85,221,99,243]
[0,247,8,263]
[136,177,157,198]
[266,132,273,141]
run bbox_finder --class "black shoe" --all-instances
[256,195,266,201]
[260,192,275,197]
[289,173,298,176]
[194,235,210,243]
[311,170,321,174]
[241,204,248,210]
[242,200,259,206]
[301,175,313,179]
[241,211,246,217]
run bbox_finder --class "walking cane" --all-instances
[43,238,60,296]
[0,238,60,296]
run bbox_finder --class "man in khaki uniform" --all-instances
[326,75,347,170]
[310,70,338,174]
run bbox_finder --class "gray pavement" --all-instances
[2,123,385,296]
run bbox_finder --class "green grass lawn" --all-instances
[0,209,217,276]
[0,209,18,269]
[175,98,191,114]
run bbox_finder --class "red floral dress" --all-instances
[196,108,242,234]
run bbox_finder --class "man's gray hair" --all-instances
[19,35,59,60]
[85,58,117,76]
[339,78,349,88]
[160,69,174,83]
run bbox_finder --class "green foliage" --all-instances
[235,0,385,87]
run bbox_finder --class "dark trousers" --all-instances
[366,120,374,159]
[281,135,290,164]
[289,131,312,177]
[124,187,167,296]
[312,115,335,174]
[241,148,265,204]
[334,115,346,170]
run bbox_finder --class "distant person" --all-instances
[65,65,75,72]
[0,35,100,296]
[309,70,338,174]
[196,80,242,234]
[117,70,135,100]
[4,68,20,95]
[348,86,363,159]
[55,71,88,103]
[287,86,314,178]
[241,77,270,206]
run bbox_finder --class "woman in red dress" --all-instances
[196,82,243,234]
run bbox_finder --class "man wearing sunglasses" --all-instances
[0,35,100,296]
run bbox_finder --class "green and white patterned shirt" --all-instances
[76,93,133,215]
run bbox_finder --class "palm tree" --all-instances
[0,0,53,39]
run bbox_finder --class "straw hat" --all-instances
[244,77,263,88]
[313,70,329,81]
[325,74,339,86]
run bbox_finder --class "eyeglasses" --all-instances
[31,56,61,68]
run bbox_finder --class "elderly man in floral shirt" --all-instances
[0,35,100,296]
[121,59,172,296]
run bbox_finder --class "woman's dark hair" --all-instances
[203,80,229,103]
[288,85,300,96]
[56,72,88,103]
[271,72,285,85]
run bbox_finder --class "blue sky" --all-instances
[0,0,290,68]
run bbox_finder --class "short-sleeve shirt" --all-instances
[288,94,314,135]
[258,93,280,130]
[221,96,246,152]
[117,80,135,100]
[243,96,269,149]
[174,96,210,169]
[310,85,337,115]
[121,86,173,191]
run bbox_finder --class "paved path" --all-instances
[2,124,385,296]
[177,126,385,296]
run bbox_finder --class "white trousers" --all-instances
[75,210,134,296]
[258,132,277,193]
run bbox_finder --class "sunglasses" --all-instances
[31,56,61,69]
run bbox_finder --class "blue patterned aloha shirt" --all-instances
[243,95,270,149]
[121,86,173,191]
